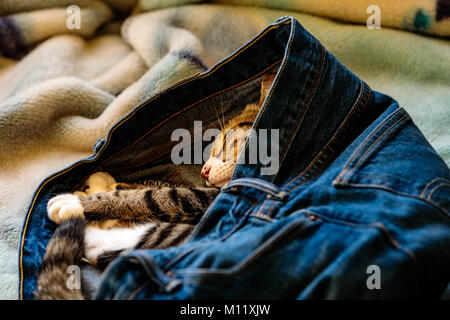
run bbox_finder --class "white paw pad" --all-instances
[47,194,84,224]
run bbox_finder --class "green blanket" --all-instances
[0,0,449,299]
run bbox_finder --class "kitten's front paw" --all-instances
[47,194,84,224]
[84,172,117,195]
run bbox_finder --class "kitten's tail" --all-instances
[36,217,87,300]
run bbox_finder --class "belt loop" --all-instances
[93,138,106,153]
[221,178,287,201]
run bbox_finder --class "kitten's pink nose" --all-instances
[201,163,211,179]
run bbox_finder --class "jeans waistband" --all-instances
[231,17,388,188]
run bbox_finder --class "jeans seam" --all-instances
[172,218,313,280]
[132,253,173,286]
[264,81,371,218]
[256,44,326,216]
[334,108,405,184]
[125,281,151,300]
[338,173,450,209]
[281,81,368,193]
[420,177,450,199]
[163,202,259,271]
[271,46,327,184]
[232,20,296,181]
[343,108,404,166]
[426,183,450,201]
[298,209,417,264]
[340,115,409,183]
[421,177,442,197]
[249,213,276,222]
[337,172,420,193]
[335,182,450,219]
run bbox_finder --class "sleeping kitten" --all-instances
[201,73,275,186]
[201,103,260,186]
[36,73,275,300]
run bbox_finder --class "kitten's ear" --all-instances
[259,73,276,105]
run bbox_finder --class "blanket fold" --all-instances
[212,0,450,37]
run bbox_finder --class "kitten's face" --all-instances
[201,124,253,187]
[201,73,274,187]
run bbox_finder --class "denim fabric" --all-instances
[19,17,450,299]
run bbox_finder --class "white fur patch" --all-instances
[84,223,156,264]
[47,194,84,224]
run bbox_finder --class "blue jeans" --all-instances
[20,17,450,299]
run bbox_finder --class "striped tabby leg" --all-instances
[48,186,219,224]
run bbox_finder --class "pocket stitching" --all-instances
[420,177,450,199]
[334,181,450,219]
[426,182,450,201]
[302,209,416,262]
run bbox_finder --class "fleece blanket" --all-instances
[0,0,449,299]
